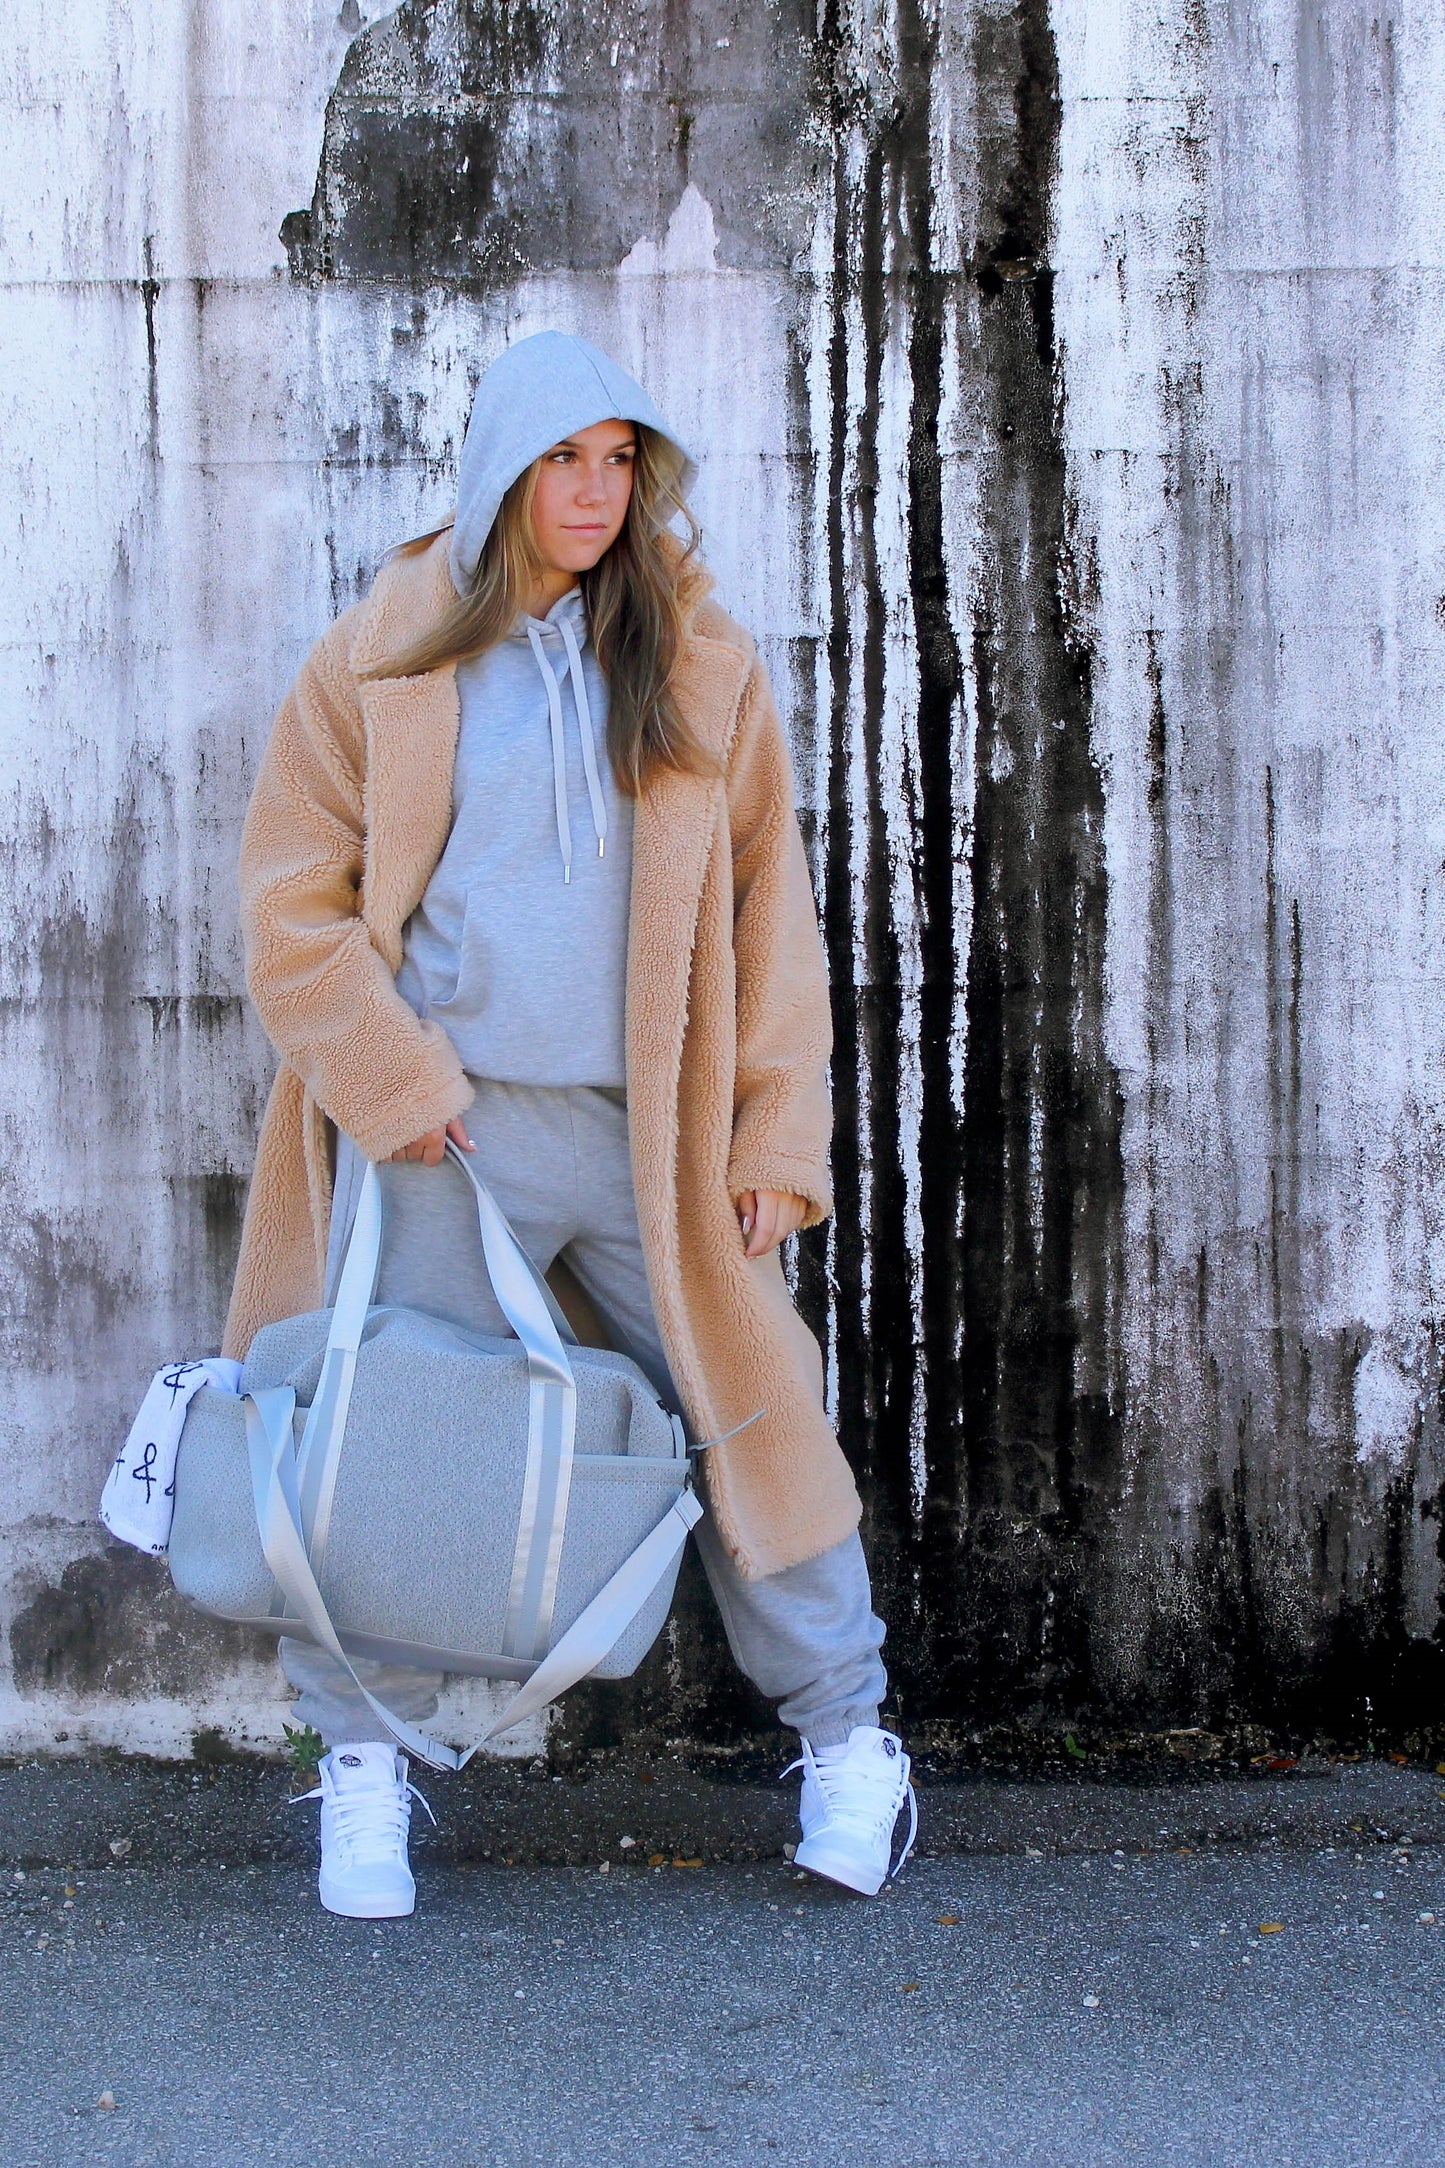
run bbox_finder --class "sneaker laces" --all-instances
[782,1740,919,1879]
[290,1759,437,1865]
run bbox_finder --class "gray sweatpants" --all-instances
[281,1078,886,1752]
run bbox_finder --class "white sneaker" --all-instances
[293,1742,434,1919]
[787,1725,918,1896]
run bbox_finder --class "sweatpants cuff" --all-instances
[798,1707,882,1752]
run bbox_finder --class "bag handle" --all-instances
[308,1147,578,1431]
[442,1139,581,1351]
[246,1386,701,1770]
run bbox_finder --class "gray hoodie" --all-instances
[395,332,695,1090]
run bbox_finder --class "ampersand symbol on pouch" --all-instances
[132,1441,159,1503]
[162,1364,197,1406]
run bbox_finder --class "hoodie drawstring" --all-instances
[556,610,608,862]
[525,613,606,884]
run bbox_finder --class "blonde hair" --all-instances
[365,424,711,797]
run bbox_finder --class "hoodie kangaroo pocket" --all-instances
[429,889,484,1017]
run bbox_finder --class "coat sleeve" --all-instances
[724,656,834,1228]
[239,621,473,1162]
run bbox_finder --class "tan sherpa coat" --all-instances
[222,533,861,1578]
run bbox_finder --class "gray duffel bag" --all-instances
[167,1141,726,1769]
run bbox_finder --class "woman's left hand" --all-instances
[735,1188,809,1260]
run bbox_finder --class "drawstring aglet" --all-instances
[564,865,572,884]
[598,838,605,858]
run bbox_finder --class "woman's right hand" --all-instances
[387,1115,475,1167]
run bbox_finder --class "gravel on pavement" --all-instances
[3,1834,1444,2167]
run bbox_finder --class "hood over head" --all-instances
[449,330,696,597]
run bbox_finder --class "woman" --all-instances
[227,331,914,1917]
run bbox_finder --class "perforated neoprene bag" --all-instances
[167,1143,706,1769]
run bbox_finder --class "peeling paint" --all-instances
[279,0,819,285]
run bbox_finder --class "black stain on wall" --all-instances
[282,0,818,285]
[953,1,1126,1716]
[1,762,252,1380]
[10,1547,273,1701]
[810,0,1127,1730]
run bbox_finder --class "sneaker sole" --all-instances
[318,1875,415,1920]
[793,1836,886,1898]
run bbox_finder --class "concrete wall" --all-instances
[3,0,1441,1759]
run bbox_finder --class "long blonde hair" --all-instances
[365,424,711,797]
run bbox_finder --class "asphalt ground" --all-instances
[3,1837,1444,2166]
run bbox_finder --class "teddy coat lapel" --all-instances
[350,553,462,970]
[625,637,749,1220]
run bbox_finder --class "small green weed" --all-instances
[283,1722,325,1788]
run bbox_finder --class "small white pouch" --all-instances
[100,1358,243,1554]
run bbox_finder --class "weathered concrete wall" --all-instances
[2,0,1441,1759]
[1049,0,1445,1737]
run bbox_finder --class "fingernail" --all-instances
[741,1217,752,1237]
